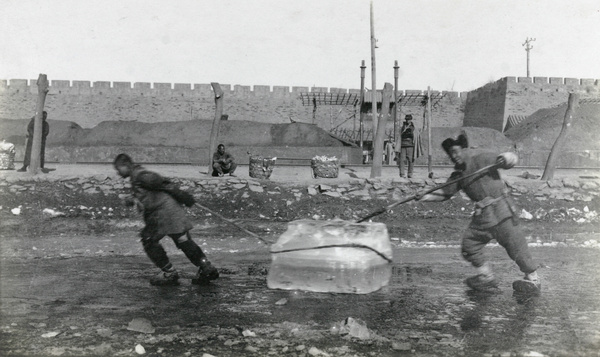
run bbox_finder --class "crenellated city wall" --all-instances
[0,79,466,130]
[464,76,600,132]
[2,75,596,138]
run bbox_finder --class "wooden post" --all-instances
[370,1,378,133]
[541,93,579,181]
[208,83,224,175]
[371,82,393,178]
[28,74,49,175]
[359,60,366,149]
[393,61,399,144]
[427,86,433,176]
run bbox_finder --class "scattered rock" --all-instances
[337,317,371,340]
[248,185,264,193]
[43,208,66,218]
[318,184,332,192]
[127,318,155,334]
[275,298,288,305]
[135,344,145,355]
[41,331,61,338]
[546,179,563,188]
[242,329,256,337]
[519,171,540,179]
[308,346,330,356]
[563,178,581,189]
[519,209,533,220]
[392,341,411,351]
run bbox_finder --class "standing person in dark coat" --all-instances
[113,153,219,286]
[415,133,541,294]
[212,144,237,177]
[395,114,416,178]
[17,111,50,172]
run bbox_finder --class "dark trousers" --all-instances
[141,231,206,271]
[398,146,414,176]
[212,162,237,176]
[22,138,46,168]
[461,218,537,274]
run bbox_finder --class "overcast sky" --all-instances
[1,0,599,92]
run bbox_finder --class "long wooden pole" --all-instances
[427,86,433,176]
[541,93,579,180]
[370,1,378,133]
[29,74,49,175]
[208,83,224,175]
[393,61,399,144]
[359,60,366,149]
[371,83,392,178]
[359,163,500,222]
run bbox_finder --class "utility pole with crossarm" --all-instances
[522,37,536,78]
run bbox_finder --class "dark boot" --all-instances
[192,258,219,285]
[17,166,27,172]
[150,269,180,286]
[513,272,541,294]
[465,274,498,291]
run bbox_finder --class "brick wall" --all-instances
[0,79,466,132]
[463,76,600,132]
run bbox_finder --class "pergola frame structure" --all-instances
[299,92,360,129]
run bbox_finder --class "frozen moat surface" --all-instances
[1,235,599,357]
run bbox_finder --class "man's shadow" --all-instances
[459,288,539,352]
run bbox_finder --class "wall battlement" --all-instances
[0,78,467,99]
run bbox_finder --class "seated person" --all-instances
[212,144,237,177]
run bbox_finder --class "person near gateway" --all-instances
[212,144,237,177]
[414,133,541,294]
[113,153,219,286]
[17,111,50,172]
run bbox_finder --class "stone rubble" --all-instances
[1,173,599,223]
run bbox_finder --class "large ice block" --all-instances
[267,219,393,294]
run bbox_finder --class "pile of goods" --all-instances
[311,155,339,178]
[0,140,15,170]
[249,155,277,179]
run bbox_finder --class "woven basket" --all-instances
[249,156,276,179]
[0,142,15,170]
[0,152,15,170]
[311,158,339,178]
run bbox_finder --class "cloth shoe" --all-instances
[192,258,219,285]
[150,270,180,286]
[465,274,498,291]
[513,276,541,294]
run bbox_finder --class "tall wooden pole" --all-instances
[427,86,433,176]
[370,1,378,133]
[371,83,393,178]
[522,37,535,78]
[393,61,399,144]
[28,74,49,175]
[541,93,579,180]
[208,83,224,175]
[359,60,366,149]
